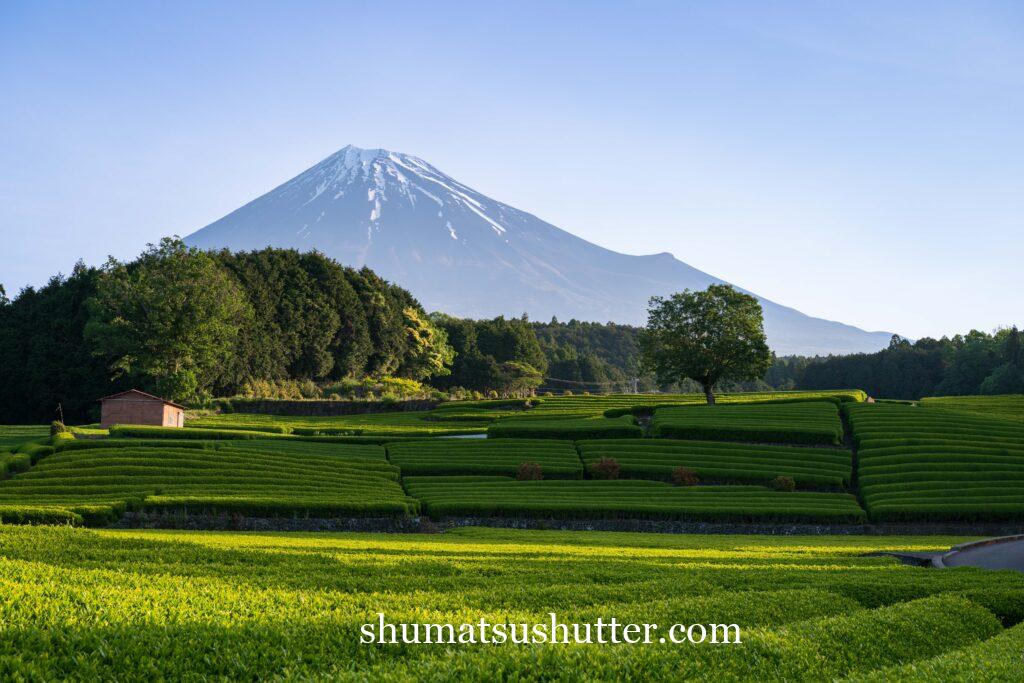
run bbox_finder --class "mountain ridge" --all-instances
[186,145,893,356]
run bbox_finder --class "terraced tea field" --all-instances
[0,525,1021,680]
[0,442,415,524]
[847,402,1024,521]
[2,392,1023,527]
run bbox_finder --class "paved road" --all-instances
[943,538,1024,571]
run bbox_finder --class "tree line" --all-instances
[797,328,1023,399]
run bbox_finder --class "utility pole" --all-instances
[56,402,64,424]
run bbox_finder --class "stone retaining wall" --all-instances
[113,512,1024,536]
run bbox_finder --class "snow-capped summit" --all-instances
[186,145,892,355]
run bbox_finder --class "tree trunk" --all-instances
[702,382,716,405]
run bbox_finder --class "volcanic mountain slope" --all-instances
[186,145,892,355]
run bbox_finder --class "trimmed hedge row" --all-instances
[920,394,1024,423]
[576,439,851,488]
[602,392,864,418]
[219,439,387,460]
[387,439,583,477]
[650,401,844,445]
[404,477,867,522]
[109,425,289,440]
[0,504,83,525]
[488,390,866,422]
[487,416,643,440]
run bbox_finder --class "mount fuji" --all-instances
[186,145,892,356]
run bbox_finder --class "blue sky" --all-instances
[1,0,1021,339]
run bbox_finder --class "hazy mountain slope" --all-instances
[186,146,892,355]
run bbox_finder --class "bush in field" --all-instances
[769,476,796,492]
[671,466,700,486]
[590,457,620,480]
[516,462,543,481]
[50,421,69,436]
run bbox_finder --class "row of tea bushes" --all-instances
[919,394,1024,423]
[404,476,867,522]
[387,439,583,477]
[189,410,485,437]
[0,444,416,524]
[650,401,844,445]
[509,390,867,421]
[847,402,1024,521]
[577,439,852,488]
[0,425,49,450]
[486,416,643,440]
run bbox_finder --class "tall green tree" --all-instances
[85,238,252,403]
[640,284,772,404]
[396,307,455,380]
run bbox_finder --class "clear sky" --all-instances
[2,0,1021,339]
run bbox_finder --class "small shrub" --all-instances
[516,462,544,481]
[50,421,69,436]
[769,475,796,492]
[563,390,573,396]
[671,466,700,486]
[589,457,620,480]
[543,391,554,397]
[487,390,499,399]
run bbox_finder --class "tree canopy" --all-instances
[639,285,772,404]
[85,238,252,403]
[428,314,547,397]
[0,240,455,421]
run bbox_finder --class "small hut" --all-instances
[99,389,185,428]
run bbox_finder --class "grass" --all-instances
[0,526,1021,679]
[650,400,844,445]
[920,394,1024,422]
[404,477,866,522]
[577,438,852,488]
[847,402,1024,521]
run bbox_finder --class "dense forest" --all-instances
[1,238,1019,423]
[0,240,453,422]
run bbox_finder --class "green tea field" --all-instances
[0,525,1021,680]
[2,391,1022,527]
